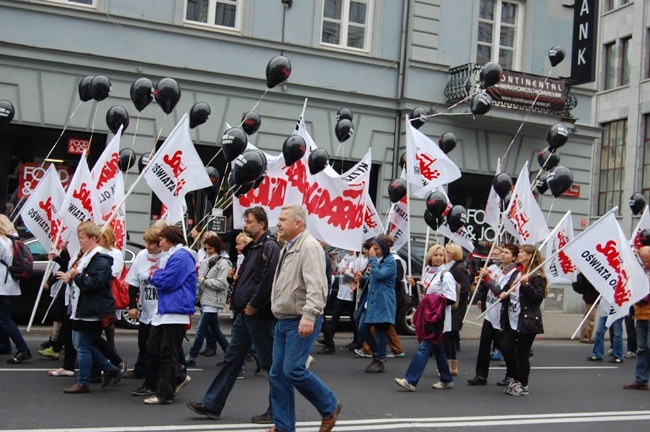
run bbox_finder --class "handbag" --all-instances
[111,266,129,310]
[100,314,118,329]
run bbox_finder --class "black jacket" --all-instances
[73,253,115,319]
[231,231,280,315]
[450,261,471,331]
[515,273,546,334]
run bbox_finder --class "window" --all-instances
[476,0,523,70]
[621,37,631,86]
[643,116,650,205]
[43,0,94,6]
[604,0,630,12]
[597,119,627,215]
[185,0,241,30]
[604,42,616,90]
[321,0,372,51]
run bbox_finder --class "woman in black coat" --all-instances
[445,243,471,376]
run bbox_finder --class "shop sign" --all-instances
[67,137,90,155]
[18,162,74,199]
[488,70,566,112]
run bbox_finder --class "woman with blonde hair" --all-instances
[500,244,546,396]
[0,215,32,364]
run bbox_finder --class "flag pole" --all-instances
[27,260,56,332]
[570,294,601,340]
[406,181,412,277]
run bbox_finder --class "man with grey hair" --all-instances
[624,245,650,390]
[268,205,341,432]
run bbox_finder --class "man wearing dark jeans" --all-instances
[187,207,280,423]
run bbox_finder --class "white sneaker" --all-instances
[306,355,316,368]
[432,381,453,389]
[625,351,637,358]
[394,377,416,392]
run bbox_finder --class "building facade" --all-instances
[0,0,602,311]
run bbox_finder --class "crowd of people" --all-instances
[2,205,650,431]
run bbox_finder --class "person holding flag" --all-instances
[624,245,650,390]
[500,245,547,397]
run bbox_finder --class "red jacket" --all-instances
[413,293,447,344]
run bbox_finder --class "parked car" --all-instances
[10,238,142,329]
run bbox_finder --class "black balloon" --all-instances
[426,191,448,219]
[336,108,353,122]
[424,209,439,230]
[503,194,512,211]
[438,132,457,154]
[388,178,407,203]
[118,148,137,172]
[220,127,248,162]
[639,229,650,246]
[547,166,573,198]
[470,92,492,115]
[234,181,255,198]
[282,135,307,166]
[233,149,267,185]
[241,111,262,135]
[447,205,468,233]
[335,118,354,143]
[0,99,15,128]
[203,166,220,196]
[537,147,560,171]
[266,55,292,88]
[155,78,181,115]
[629,193,646,216]
[138,152,152,174]
[549,45,566,67]
[480,62,503,89]
[189,102,211,129]
[399,152,407,170]
[492,172,513,200]
[408,107,427,129]
[535,173,549,195]
[253,174,266,189]
[106,105,129,135]
[308,148,329,175]
[90,75,111,102]
[78,76,94,102]
[546,124,569,150]
[130,77,154,112]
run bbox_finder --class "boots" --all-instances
[365,359,385,373]
[449,359,458,376]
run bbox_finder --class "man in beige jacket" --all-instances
[268,205,341,432]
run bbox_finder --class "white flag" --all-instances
[484,158,502,229]
[503,162,549,245]
[91,125,122,225]
[143,114,212,224]
[388,196,409,252]
[562,211,650,327]
[630,205,650,249]
[363,195,384,241]
[19,165,66,251]
[430,185,475,252]
[544,211,577,284]
[58,152,100,256]
[405,117,461,198]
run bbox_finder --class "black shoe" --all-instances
[467,376,487,386]
[316,338,326,346]
[101,367,122,388]
[496,377,513,387]
[7,351,32,364]
[251,411,274,424]
[203,349,216,357]
[345,341,358,349]
[90,375,102,383]
[317,345,335,355]
[187,402,220,419]
[186,359,196,367]
[40,337,54,349]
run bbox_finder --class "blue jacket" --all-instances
[364,255,396,325]
[150,247,197,315]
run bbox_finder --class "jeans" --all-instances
[202,312,274,415]
[188,312,229,359]
[0,296,30,353]
[594,316,623,360]
[72,328,114,387]
[270,316,337,432]
[404,338,452,385]
[634,319,650,385]
[358,314,388,362]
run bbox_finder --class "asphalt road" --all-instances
[1,329,649,432]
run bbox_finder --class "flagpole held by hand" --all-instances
[570,294,601,340]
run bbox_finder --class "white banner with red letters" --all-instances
[484,158,502,229]
[543,211,577,284]
[630,205,650,249]
[562,210,649,327]
[19,165,66,252]
[503,162,549,245]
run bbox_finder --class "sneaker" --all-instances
[505,381,528,396]
[586,356,603,362]
[606,348,613,356]
[40,337,54,349]
[394,377,416,392]
[609,358,623,364]
[49,368,74,377]
[354,348,372,358]
[625,351,637,358]
[144,395,172,405]
[237,373,245,379]
[387,351,405,358]
[101,367,122,388]
[7,351,32,364]
[37,346,60,360]
[131,385,155,396]
[174,375,191,396]
[490,349,502,361]
[496,377,514,387]
[306,355,316,368]
[432,381,454,389]
[251,412,274,424]
[185,355,196,367]
[187,401,221,419]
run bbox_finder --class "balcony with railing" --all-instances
[444,63,578,118]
